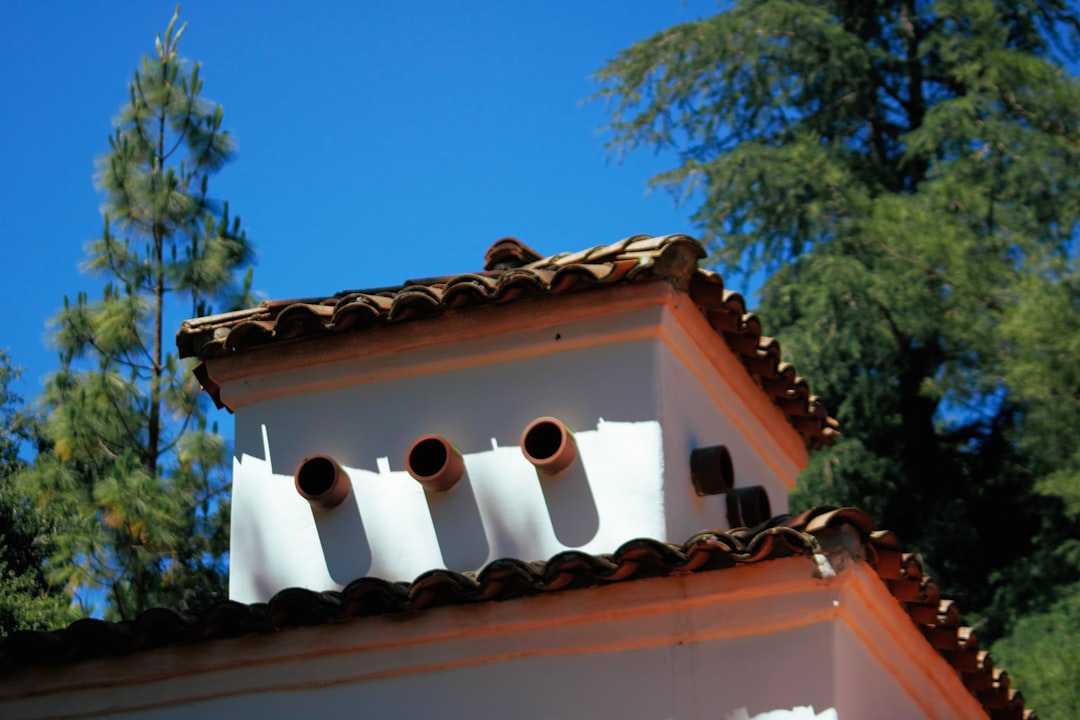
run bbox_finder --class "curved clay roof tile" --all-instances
[484,237,544,270]
[492,269,551,302]
[388,286,443,322]
[274,304,333,341]
[132,608,197,650]
[721,289,746,315]
[742,349,780,377]
[547,263,614,293]
[542,550,618,590]
[223,320,275,352]
[441,274,499,308]
[632,235,707,288]
[689,272,726,303]
[268,588,341,628]
[0,506,1037,718]
[338,577,410,618]
[331,301,382,333]
[474,559,544,601]
[723,330,761,357]
[175,234,838,447]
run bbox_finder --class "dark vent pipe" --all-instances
[520,417,578,474]
[406,435,465,492]
[726,485,772,528]
[294,455,352,509]
[690,445,735,496]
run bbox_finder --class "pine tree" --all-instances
[594,0,1080,647]
[23,8,254,620]
[0,351,75,634]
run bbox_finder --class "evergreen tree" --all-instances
[991,582,1080,718]
[0,351,75,634]
[22,8,254,621]
[594,0,1080,649]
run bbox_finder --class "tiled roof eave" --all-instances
[188,278,680,413]
[0,506,1032,719]
[177,235,838,448]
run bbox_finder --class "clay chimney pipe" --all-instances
[294,455,351,509]
[690,445,735,496]
[726,485,772,528]
[520,417,578,474]
[406,435,465,492]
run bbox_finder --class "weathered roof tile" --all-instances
[177,235,839,448]
[0,506,1034,718]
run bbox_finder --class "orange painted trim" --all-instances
[13,559,987,720]
[202,282,807,482]
[1,558,835,710]
[2,562,987,720]
[220,320,661,409]
[661,295,809,485]
[836,563,988,720]
[203,283,675,398]
[14,606,845,720]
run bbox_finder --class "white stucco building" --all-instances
[0,236,1026,719]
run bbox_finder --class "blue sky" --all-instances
[1,0,722,414]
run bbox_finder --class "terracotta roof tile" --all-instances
[177,235,838,449]
[484,237,543,271]
[0,506,1034,718]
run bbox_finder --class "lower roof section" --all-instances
[0,507,1030,719]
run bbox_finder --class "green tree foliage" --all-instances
[21,8,254,621]
[0,351,76,634]
[991,583,1080,718]
[594,0,1080,649]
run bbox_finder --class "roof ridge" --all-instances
[174,234,839,448]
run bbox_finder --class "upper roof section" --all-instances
[177,235,838,449]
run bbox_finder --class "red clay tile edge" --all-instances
[176,235,839,450]
[0,506,1033,719]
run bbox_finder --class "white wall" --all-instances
[142,625,835,720]
[833,622,929,720]
[657,342,792,543]
[226,301,806,603]
[0,556,979,720]
[5,565,845,720]
[230,340,674,602]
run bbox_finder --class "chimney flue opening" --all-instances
[298,457,335,496]
[410,438,447,477]
[406,435,465,492]
[690,445,735,495]
[726,485,772,528]
[521,417,577,474]
[294,455,351,509]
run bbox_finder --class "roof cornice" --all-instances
[177,235,838,449]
